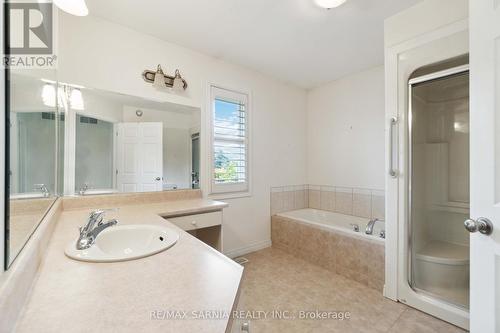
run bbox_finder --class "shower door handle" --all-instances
[464,217,493,235]
[389,117,398,178]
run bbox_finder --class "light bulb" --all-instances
[42,84,56,107]
[314,0,347,9]
[172,69,185,92]
[53,0,89,16]
[153,65,166,88]
[69,88,85,110]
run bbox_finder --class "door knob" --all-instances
[155,177,161,181]
[464,217,493,235]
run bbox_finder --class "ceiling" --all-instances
[86,0,422,89]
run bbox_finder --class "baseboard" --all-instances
[224,239,272,259]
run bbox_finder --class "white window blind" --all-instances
[210,86,249,194]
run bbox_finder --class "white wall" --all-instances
[384,0,468,48]
[58,13,308,256]
[306,66,385,190]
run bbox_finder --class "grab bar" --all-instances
[389,117,398,178]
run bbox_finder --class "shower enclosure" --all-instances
[407,62,470,311]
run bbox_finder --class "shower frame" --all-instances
[399,64,470,328]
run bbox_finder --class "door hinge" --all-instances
[116,169,118,175]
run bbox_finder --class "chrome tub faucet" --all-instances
[79,183,89,196]
[76,209,118,250]
[34,184,50,197]
[365,218,379,235]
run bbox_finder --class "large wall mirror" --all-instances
[59,85,201,195]
[5,73,201,267]
[7,71,60,267]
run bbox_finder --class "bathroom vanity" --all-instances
[166,210,223,251]
[8,192,242,333]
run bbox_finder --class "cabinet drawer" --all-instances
[167,211,222,231]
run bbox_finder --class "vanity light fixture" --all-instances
[42,83,85,110]
[152,65,166,89]
[142,64,188,91]
[314,0,347,9]
[69,88,85,111]
[42,83,57,108]
[172,69,185,93]
[53,0,89,16]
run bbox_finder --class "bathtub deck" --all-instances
[232,247,466,333]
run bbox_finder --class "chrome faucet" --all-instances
[34,184,50,197]
[76,209,118,250]
[365,218,379,235]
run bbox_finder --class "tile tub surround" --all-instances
[271,215,385,291]
[271,185,385,220]
[14,198,241,333]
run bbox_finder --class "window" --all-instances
[210,86,250,194]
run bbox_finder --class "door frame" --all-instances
[384,19,470,329]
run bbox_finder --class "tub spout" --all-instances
[365,218,379,235]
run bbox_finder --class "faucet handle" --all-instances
[89,208,119,225]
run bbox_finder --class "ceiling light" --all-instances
[53,0,89,16]
[314,0,347,9]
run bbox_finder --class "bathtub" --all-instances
[276,208,385,243]
[272,208,386,291]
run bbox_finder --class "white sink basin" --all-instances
[65,224,179,263]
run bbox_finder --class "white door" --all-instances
[469,1,500,332]
[116,123,163,192]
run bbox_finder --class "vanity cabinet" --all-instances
[165,210,223,252]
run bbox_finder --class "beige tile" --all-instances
[353,191,371,218]
[388,308,466,333]
[282,190,295,212]
[293,190,307,210]
[309,190,321,209]
[271,191,283,215]
[335,189,353,215]
[320,188,335,211]
[372,193,385,220]
[234,248,409,333]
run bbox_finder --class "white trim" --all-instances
[224,239,271,259]
[204,82,252,198]
[408,64,469,85]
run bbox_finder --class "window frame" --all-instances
[208,85,251,197]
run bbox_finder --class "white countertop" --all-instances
[14,199,243,333]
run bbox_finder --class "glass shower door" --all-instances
[409,69,470,309]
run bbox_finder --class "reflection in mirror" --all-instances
[61,86,201,195]
[7,72,59,267]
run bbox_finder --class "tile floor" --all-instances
[232,247,466,333]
